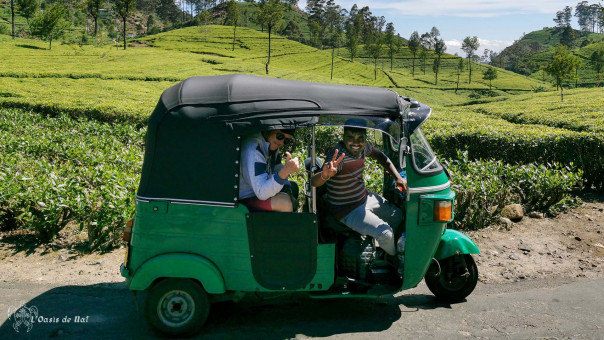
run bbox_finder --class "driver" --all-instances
[311,125,407,256]
[239,129,300,212]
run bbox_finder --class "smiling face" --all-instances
[343,129,366,158]
[264,130,294,152]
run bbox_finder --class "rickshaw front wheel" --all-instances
[425,254,478,303]
[145,278,210,337]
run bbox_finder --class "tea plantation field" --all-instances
[0,26,602,247]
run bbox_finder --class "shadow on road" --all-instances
[1,283,450,339]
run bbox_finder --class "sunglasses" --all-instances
[276,133,294,145]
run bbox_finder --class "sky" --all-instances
[297,0,583,56]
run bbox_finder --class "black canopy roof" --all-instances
[154,74,403,123]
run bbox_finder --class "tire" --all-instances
[425,254,478,303]
[145,278,210,337]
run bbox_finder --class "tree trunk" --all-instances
[561,85,564,101]
[374,58,377,80]
[468,57,472,83]
[10,0,15,39]
[49,38,52,50]
[456,73,460,93]
[232,24,236,51]
[123,18,127,50]
[266,26,271,75]
[390,53,393,72]
[412,53,415,77]
[94,17,98,36]
[331,46,335,80]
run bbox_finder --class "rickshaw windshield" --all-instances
[410,127,443,174]
[317,115,401,144]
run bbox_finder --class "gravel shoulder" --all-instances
[0,195,603,286]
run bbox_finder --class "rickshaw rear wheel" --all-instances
[425,254,478,303]
[145,278,210,337]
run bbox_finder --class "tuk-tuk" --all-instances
[120,74,480,336]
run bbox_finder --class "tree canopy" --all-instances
[542,45,582,101]
[30,3,69,49]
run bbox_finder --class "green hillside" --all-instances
[494,27,604,85]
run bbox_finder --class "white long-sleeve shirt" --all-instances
[238,133,289,200]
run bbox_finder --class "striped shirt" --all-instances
[324,141,388,220]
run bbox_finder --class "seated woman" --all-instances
[239,129,300,212]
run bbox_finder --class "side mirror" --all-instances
[399,137,408,169]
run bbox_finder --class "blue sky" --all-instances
[298,0,581,55]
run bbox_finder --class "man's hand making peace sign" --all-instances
[310,149,346,187]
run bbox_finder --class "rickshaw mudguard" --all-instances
[433,229,480,260]
[128,253,225,294]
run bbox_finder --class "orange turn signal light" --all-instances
[434,201,452,222]
[122,219,133,242]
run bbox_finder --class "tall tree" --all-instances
[383,22,400,71]
[306,0,326,47]
[345,4,362,62]
[157,0,180,24]
[257,0,285,75]
[542,45,582,101]
[575,1,591,32]
[590,49,604,86]
[455,57,464,93]
[225,0,240,51]
[86,0,103,36]
[482,67,498,90]
[30,3,69,49]
[432,38,446,85]
[419,32,431,75]
[562,6,573,27]
[16,0,37,25]
[10,0,15,39]
[408,31,420,76]
[364,15,384,80]
[553,9,565,28]
[113,0,136,50]
[462,36,480,83]
[324,0,344,79]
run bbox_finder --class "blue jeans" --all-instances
[340,193,403,255]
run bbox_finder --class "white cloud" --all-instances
[445,38,514,56]
[301,0,570,18]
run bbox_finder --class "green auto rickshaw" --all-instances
[120,74,480,336]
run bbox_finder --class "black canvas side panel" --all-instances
[138,107,239,204]
[247,212,318,290]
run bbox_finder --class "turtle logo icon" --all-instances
[8,302,38,333]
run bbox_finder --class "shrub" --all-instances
[446,152,582,230]
[0,108,143,248]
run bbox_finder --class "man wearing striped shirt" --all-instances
[311,126,407,256]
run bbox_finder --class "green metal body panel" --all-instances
[402,159,453,290]
[434,229,480,259]
[125,201,335,293]
[129,253,226,293]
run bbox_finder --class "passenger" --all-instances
[239,129,300,212]
[311,126,407,256]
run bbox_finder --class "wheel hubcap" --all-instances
[157,290,195,327]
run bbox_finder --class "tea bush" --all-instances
[425,106,604,189]
[0,108,143,248]
[446,153,583,230]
